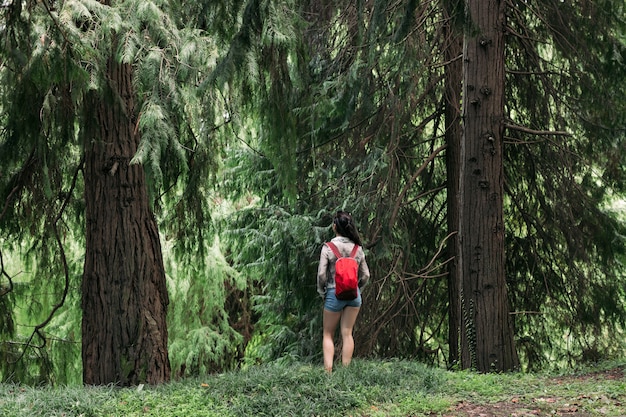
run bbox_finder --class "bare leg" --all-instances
[323,309,341,372]
[339,306,360,367]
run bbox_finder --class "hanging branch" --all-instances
[0,250,14,297]
[0,148,38,223]
[0,148,40,299]
[12,157,84,362]
[40,0,72,46]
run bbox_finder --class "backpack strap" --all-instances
[325,241,359,259]
[325,241,342,258]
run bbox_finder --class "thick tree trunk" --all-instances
[459,0,519,372]
[82,57,171,385]
[443,0,464,368]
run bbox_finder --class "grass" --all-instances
[0,359,624,416]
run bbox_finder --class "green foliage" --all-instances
[0,245,83,385]
[504,0,626,370]
[166,237,248,376]
[215,0,626,372]
[220,205,323,363]
[217,0,456,365]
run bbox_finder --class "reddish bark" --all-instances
[82,57,171,385]
[459,0,519,371]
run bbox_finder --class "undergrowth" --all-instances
[0,359,624,416]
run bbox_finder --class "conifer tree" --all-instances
[0,0,224,385]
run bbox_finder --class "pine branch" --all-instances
[41,0,71,46]
[504,121,570,137]
[0,147,38,223]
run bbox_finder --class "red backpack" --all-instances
[325,241,360,300]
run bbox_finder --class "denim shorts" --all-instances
[324,287,362,312]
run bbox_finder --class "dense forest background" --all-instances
[1,0,625,385]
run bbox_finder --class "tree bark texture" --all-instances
[82,57,171,385]
[459,0,519,372]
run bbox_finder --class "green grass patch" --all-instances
[0,359,624,416]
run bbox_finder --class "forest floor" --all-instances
[444,366,624,416]
[1,360,625,416]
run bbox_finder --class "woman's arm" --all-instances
[358,248,370,288]
[317,245,331,297]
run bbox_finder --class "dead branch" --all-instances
[388,144,447,232]
[504,121,570,137]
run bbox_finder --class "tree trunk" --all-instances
[81,56,171,385]
[459,0,519,372]
[443,0,464,368]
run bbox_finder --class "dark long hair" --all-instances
[334,211,363,246]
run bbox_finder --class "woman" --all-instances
[317,211,370,373]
